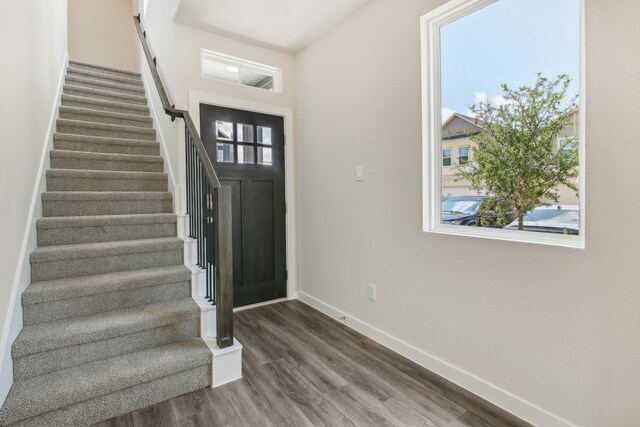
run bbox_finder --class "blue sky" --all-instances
[440,0,580,121]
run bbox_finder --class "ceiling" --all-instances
[174,0,373,54]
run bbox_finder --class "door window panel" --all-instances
[237,124,254,143]
[258,147,272,165]
[216,121,234,141]
[216,143,234,163]
[238,145,255,164]
[257,126,272,145]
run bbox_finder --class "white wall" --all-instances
[0,0,68,405]
[138,1,295,200]
[68,0,138,72]
[295,0,640,425]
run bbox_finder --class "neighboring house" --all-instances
[441,113,483,198]
[441,110,580,204]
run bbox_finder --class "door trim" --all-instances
[188,91,297,302]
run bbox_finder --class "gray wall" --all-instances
[295,0,640,425]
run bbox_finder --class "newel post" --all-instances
[214,186,234,348]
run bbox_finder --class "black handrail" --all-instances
[133,14,234,349]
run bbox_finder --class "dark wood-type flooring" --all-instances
[95,300,529,426]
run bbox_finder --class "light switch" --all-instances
[356,165,364,182]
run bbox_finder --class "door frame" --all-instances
[188,90,297,302]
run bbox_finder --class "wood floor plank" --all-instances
[96,300,527,427]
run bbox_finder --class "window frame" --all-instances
[458,145,469,165]
[442,148,452,167]
[201,49,283,93]
[420,0,586,249]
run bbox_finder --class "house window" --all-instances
[558,136,576,154]
[421,0,584,248]
[201,49,283,93]
[442,148,452,166]
[458,146,469,164]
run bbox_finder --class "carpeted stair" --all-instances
[0,60,211,426]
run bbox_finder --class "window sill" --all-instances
[424,223,585,249]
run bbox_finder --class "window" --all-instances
[421,0,584,248]
[558,137,576,155]
[213,121,273,167]
[442,148,452,166]
[201,49,283,93]
[458,146,469,164]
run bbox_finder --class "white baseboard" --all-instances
[0,52,69,407]
[296,291,575,427]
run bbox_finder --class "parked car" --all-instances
[441,196,485,225]
[505,205,579,235]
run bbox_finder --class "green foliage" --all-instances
[454,73,579,230]
[477,198,515,228]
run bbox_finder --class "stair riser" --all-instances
[43,198,172,217]
[64,86,147,105]
[67,68,143,87]
[10,364,210,426]
[47,176,167,192]
[62,97,149,116]
[53,138,160,156]
[23,281,190,326]
[50,154,163,173]
[38,221,176,246]
[31,248,183,281]
[69,63,142,80]
[66,77,146,96]
[13,319,198,381]
[59,111,153,129]
[56,122,155,141]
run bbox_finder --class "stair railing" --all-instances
[133,14,233,349]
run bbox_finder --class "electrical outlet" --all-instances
[367,283,376,301]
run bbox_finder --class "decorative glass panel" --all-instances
[237,124,254,143]
[216,143,234,163]
[257,126,272,145]
[258,147,272,165]
[237,145,255,164]
[215,121,233,141]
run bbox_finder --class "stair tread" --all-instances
[42,191,172,201]
[63,84,147,104]
[12,298,199,358]
[57,118,156,135]
[54,132,159,147]
[67,66,144,86]
[37,212,176,229]
[23,265,190,305]
[69,60,142,78]
[66,75,146,94]
[50,149,163,164]
[1,338,210,425]
[30,236,183,262]
[61,94,149,113]
[59,105,152,122]
[46,168,167,180]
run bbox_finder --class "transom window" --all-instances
[201,49,283,93]
[215,121,273,166]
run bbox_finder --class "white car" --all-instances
[506,205,579,235]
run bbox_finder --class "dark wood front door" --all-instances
[200,104,286,308]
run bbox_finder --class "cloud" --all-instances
[491,95,515,106]
[474,92,488,104]
[442,107,456,123]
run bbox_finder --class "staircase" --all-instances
[0,60,212,426]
